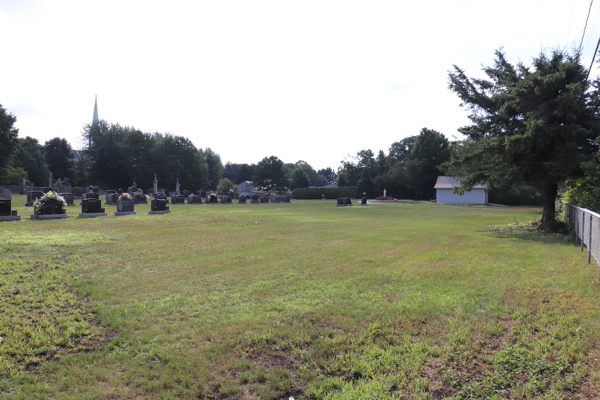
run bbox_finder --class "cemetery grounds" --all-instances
[0,197,599,400]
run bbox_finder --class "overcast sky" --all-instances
[2,0,600,171]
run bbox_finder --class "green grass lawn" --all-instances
[1,197,598,399]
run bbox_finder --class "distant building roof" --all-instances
[434,176,488,190]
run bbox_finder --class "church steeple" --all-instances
[93,95,99,123]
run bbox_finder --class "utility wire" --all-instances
[580,0,594,50]
[587,35,600,79]
[586,2,600,50]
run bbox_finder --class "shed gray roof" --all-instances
[434,176,488,189]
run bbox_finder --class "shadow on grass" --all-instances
[483,225,578,246]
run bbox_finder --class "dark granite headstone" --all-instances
[115,199,136,216]
[149,198,171,214]
[35,197,66,215]
[59,178,72,194]
[133,192,147,204]
[60,193,75,206]
[105,193,117,205]
[171,194,186,204]
[83,192,99,200]
[239,194,247,204]
[26,191,44,206]
[219,195,232,204]
[0,189,20,220]
[251,194,260,203]
[42,187,53,193]
[81,198,105,214]
[361,196,367,206]
[336,197,353,207]
[188,194,203,204]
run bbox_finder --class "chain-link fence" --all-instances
[563,202,600,264]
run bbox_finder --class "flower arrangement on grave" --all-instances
[33,191,67,213]
[118,192,133,201]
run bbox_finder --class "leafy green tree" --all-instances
[293,160,327,187]
[317,167,337,184]
[337,155,361,186]
[153,134,208,191]
[121,129,158,188]
[217,177,236,193]
[358,168,374,197]
[223,162,241,183]
[356,149,378,178]
[203,148,223,190]
[0,104,20,182]
[12,137,49,185]
[252,156,287,192]
[84,121,128,188]
[386,136,416,169]
[447,49,599,226]
[412,128,449,199]
[236,163,253,184]
[563,143,600,211]
[44,137,74,182]
[291,168,310,189]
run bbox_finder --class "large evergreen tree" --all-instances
[447,49,600,226]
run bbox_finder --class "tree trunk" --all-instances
[541,183,558,228]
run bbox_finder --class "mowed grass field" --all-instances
[1,196,599,400]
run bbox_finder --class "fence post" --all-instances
[575,208,580,245]
[589,214,593,264]
[581,212,585,251]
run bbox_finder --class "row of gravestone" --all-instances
[2,189,349,222]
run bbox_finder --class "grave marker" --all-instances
[31,191,68,219]
[0,189,20,221]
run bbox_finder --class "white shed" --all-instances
[434,176,488,204]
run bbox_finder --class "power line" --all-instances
[586,1,600,50]
[580,0,594,51]
[587,35,600,80]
